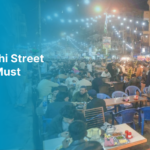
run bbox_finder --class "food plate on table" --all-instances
[104,133,129,148]
[87,128,101,139]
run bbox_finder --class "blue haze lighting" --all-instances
[84,0,90,4]
[67,7,72,12]
[54,13,58,17]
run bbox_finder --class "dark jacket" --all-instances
[92,77,104,93]
[45,102,71,118]
[106,63,113,75]
[61,140,96,150]
[72,92,89,102]
[47,112,85,139]
[128,77,140,88]
[87,98,107,112]
[146,71,150,87]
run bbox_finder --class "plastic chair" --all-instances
[143,87,148,94]
[84,107,105,129]
[97,93,113,111]
[125,86,142,96]
[97,93,115,123]
[143,87,150,104]
[112,91,133,111]
[97,93,110,99]
[113,108,137,129]
[139,107,150,135]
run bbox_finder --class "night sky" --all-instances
[14,0,149,44]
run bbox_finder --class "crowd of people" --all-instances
[35,58,150,150]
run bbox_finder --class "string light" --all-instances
[68,20,72,23]
[60,19,64,23]
[54,13,58,17]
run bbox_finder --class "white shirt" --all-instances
[87,64,92,72]
[120,65,126,74]
[76,79,92,91]
[101,71,111,78]
[80,62,86,69]
[92,62,96,66]
[65,77,79,88]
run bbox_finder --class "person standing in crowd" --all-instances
[72,86,89,102]
[101,69,111,78]
[127,65,133,80]
[106,61,115,76]
[146,67,150,87]
[86,72,94,82]
[92,73,104,93]
[87,89,107,112]
[72,64,80,74]
[110,65,117,81]
[80,60,86,70]
[75,75,92,92]
[120,63,127,75]
[47,104,85,139]
[136,63,143,80]
[37,75,59,100]
[78,69,85,77]
[61,121,103,150]
[101,59,107,67]
[65,72,79,89]
[128,74,140,89]
[87,61,92,72]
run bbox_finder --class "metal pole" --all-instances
[123,31,125,54]
[38,0,41,80]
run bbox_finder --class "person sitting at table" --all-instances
[45,92,71,118]
[87,89,107,112]
[47,104,85,139]
[65,72,79,89]
[61,120,103,150]
[128,74,140,89]
[101,69,111,78]
[37,75,59,101]
[75,75,92,92]
[72,86,89,102]
[92,73,104,93]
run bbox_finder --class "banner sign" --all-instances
[103,37,111,50]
